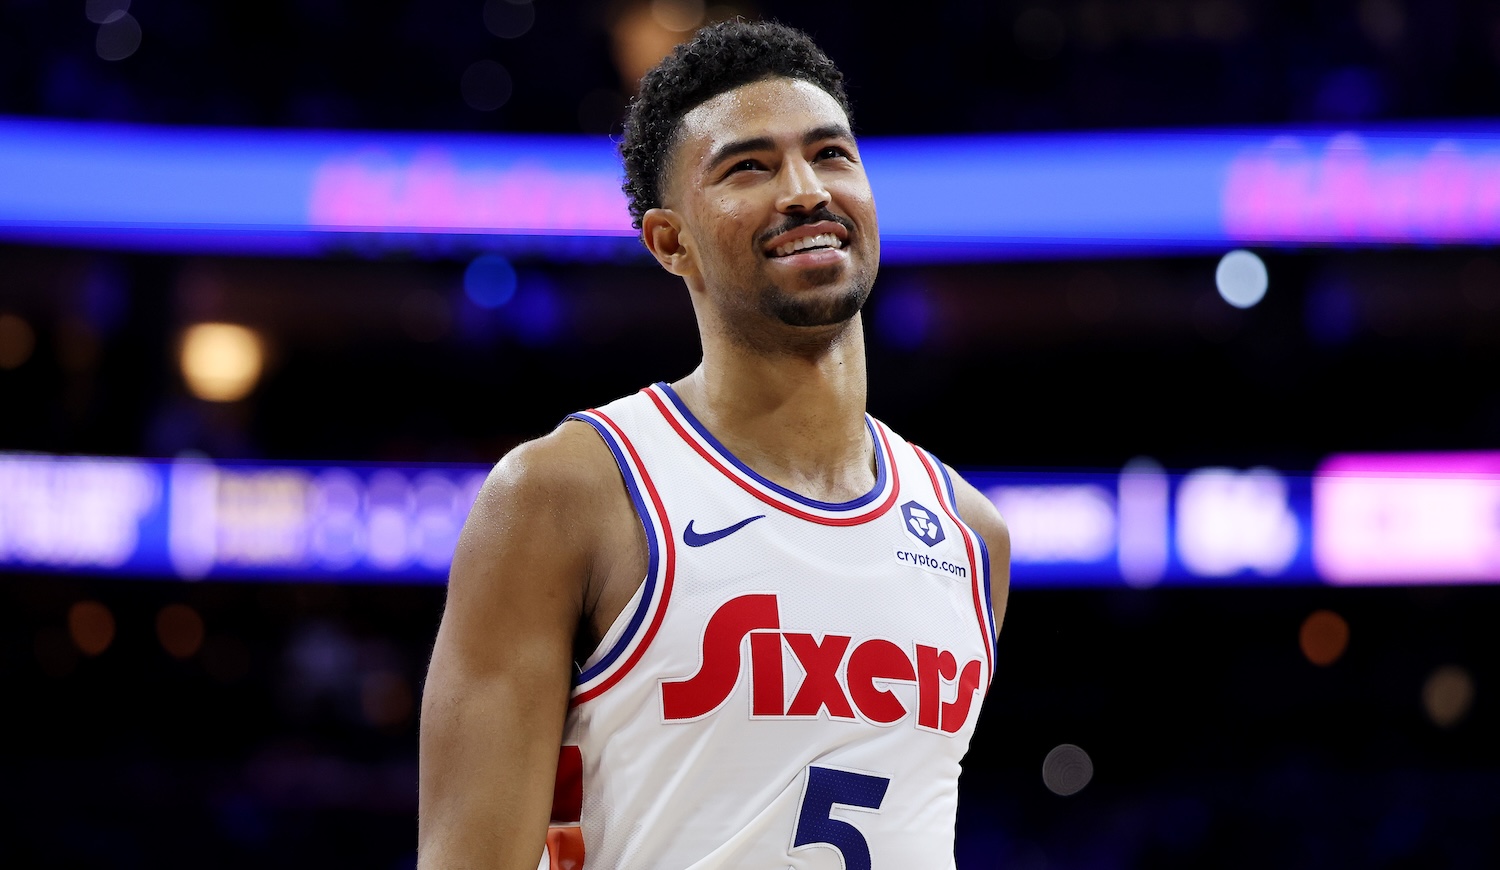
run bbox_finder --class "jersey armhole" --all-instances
[913,445,999,687]
[565,411,676,704]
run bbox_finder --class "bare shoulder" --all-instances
[419,420,627,869]
[450,418,646,652]
[446,420,628,629]
[467,418,625,530]
[944,464,1012,630]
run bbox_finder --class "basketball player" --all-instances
[418,20,1010,869]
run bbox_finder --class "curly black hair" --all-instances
[619,20,852,230]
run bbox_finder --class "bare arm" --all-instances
[418,423,625,869]
[948,466,1012,638]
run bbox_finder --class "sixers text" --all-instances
[659,594,983,734]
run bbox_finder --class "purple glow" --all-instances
[306,149,635,236]
[1314,452,1500,584]
[1224,134,1500,244]
[12,116,1500,259]
[987,484,1115,563]
[1117,459,1170,587]
[1176,467,1299,577]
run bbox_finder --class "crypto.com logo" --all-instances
[901,501,945,548]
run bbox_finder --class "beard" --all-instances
[760,272,873,328]
[714,267,874,356]
[749,208,874,328]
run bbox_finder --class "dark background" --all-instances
[2,1,1498,867]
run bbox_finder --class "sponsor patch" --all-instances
[893,546,968,580]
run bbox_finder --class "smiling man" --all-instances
[418,20,1010,870]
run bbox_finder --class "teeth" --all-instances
[773,233,842,258]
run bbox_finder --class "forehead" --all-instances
[667,77,851,175]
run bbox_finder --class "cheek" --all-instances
[714,199,750,227]
[707,202,753,250]
[833,180,876,223]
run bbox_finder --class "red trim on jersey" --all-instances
[913,447,993,685]
[551,745,584,823]
[570,409,676,707]
[644,387,900,526]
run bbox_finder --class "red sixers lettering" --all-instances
[659,594,982,733]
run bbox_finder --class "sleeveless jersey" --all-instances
[540,383,999,870]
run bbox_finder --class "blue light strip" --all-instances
[0,452,1363,588]
[5,116,1500,261]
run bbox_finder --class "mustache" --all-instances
[757,209,855,247]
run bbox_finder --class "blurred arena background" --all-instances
[3,1,1499,867]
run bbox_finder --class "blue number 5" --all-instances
[792,766,891,870]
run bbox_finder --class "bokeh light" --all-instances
[1357,0,1405,50]
[0,312,36,369]
[95,13,142,61]
[609,0,694,91]
[461,59,513,112]
[650,0,705,32]
[157,603,205,659]
[1042,743,1094,796]
[483,0,535,39]
[1422,664,1475,729]
[1215,249,1269,308]
[180,322,264,402]
[84,0,130,25]
[68,600,116,656]
[464,253,518,308]
[1299,609,1350,666]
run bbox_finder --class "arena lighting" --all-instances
[0,313,37,370]
[68,600,116,656]
[3,450,1496,586]
[6,117,1500,261]
[1214,249,1269,308]
[1313,452,1500,584]
[1422,665,1475,728]
[179,323,265,402]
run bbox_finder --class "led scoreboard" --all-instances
[2,452,1494,587]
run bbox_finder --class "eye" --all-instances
[816,145,852,161]
[725,158,764,175]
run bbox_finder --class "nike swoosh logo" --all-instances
[683,515,766,547]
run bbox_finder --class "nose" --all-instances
[775,155,830,214]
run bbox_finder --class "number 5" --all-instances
[792,766,891,870]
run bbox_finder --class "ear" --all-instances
[641,208,696,278]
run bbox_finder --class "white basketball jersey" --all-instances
[541,383,999,870]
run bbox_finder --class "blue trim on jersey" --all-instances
[567,412,661,685]
[977,533,999,666]
[929,449,999,666]
[654,382,889,512]
[932,453,960,507]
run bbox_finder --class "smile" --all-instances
[769,233,845,258]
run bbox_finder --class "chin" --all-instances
[765,282,871,328]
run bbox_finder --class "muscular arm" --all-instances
[948,467,1012,638]
[418,422,635,869]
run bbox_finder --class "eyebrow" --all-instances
[704,124,856,172]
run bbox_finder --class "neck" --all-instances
[672,316,873,503]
